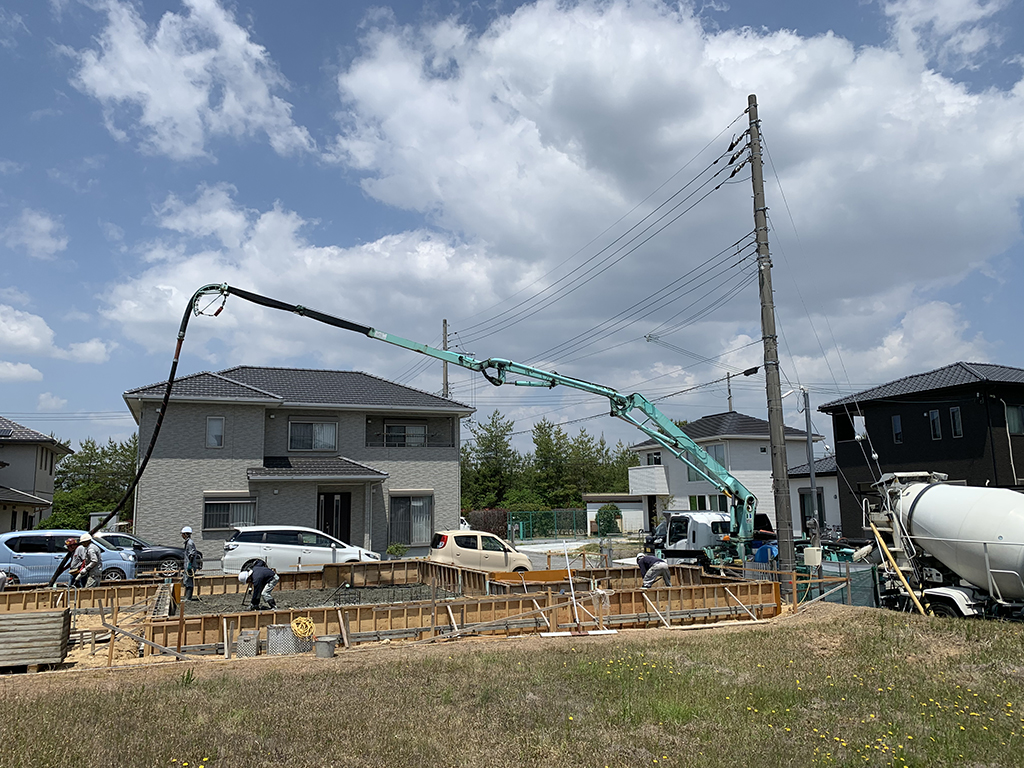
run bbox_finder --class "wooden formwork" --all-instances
[0,610,71,667]
[143,580,780,654]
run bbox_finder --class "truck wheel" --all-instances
[928,601,960,618]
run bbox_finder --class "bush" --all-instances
[595,503,622,536]
[385,542,409,558]
[466,509,509,538]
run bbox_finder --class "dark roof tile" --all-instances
[631,411,811,449]
[820,362,1024,410]
[247,455,388,479]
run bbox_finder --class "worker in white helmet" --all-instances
[636,552,672,589]
[238,561,279,611]
[78,532,104,588]
[180,526,200,601]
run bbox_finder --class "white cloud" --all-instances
[69,0,315,160]
[2,208,68,259]
[0,8,28,51]
[0,361,42,382]
[157,183,250,248]
[0,158,25,175]
[0,287,30,306]
[37,392,67,411]
[0,304,115,363]
[884,0,1008,70]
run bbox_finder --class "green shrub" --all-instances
[595,503,622,536]
[385,542,409,558]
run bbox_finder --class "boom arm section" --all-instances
[191,283,757,542]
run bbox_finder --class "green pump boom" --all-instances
[190,283,758,544]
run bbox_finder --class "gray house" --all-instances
[124,366,473,556]
[0,416,73,532]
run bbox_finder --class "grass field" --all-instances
[2,603,1023,768]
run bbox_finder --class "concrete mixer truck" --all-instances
[867,472,1024,619]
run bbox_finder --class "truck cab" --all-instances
[645,511,732,565]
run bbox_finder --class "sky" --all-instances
[1,0,1022,461]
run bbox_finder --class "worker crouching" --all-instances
[637,553,672,589]
[239,562,279,611]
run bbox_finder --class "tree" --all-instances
[462,411,518,510]
[40,434,138,529]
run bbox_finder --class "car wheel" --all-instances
[513,567,529,573]
[241,560,260,573]
[158,558,182,575]
[4,573,18,585]
[103,568,126,582]
[928,601,960,618]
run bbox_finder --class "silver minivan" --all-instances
[222,525,380,573]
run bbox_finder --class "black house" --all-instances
[819,362,1024,535]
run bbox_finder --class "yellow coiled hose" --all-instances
[291,616,316,641]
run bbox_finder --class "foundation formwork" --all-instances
[0,560,781,661]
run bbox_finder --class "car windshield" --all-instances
[130,535,154,547]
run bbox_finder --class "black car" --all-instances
[96,532,191,574]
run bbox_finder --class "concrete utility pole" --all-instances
[748,93,795,573]
[802,387,820,527]
[727,372,733,411]
[442,319,449,399]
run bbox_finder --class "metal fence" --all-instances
[507,509,588,539]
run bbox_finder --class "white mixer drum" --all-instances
[896,483,1024,599]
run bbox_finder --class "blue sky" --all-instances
[1,0,1022,457]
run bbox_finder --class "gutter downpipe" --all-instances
[999,398,1020,485]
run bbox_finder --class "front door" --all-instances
[318,492,352,543]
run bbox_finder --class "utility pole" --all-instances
[442,319,449,399]
[748,93,795,573]
[802,387,820,528]
[727,372,733,411]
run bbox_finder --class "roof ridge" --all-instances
[123,369,215,395]
[209,371,284,399]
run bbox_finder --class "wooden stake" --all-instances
[107,604,118,668]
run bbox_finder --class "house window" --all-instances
[289,421,337,451]
[799,487,826,533]
[892,415,903,444]
[385,423,427,447]
[389,494,433,547]
[688,444,725,482]
[203,498,257,529]
[646,452,662,466]
[950,407,963,439]
[206,416,225,448]
[1006,405,1024,436]
[929,410,942,440]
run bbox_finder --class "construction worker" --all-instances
[66,537,85,588]
[181,526,200,601]
[0,570,7,593]
[637,552,672,589]
[239,562,279,611]
[78,532,104,588]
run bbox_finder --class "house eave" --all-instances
[247,474,389,483]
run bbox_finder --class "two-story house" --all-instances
[0,416,73,532]
[124,366,473,556]
[819,361,1024,536]
[628,411,820,533]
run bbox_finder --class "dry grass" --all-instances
[2,603,1024,767]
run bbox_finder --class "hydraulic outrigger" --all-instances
[189,283,759,556]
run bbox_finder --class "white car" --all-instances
[221,525,380,574]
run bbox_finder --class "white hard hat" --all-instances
[181,526,193,534]
[238,571,250,583]
[636,552,644,560]
[80,532,93,542]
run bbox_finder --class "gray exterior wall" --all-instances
[0,443,57,502]
[135,402,265,548]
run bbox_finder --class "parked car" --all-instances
[95,532,193,574]
[428,529,531,572]
[0,529,138,585]
[221,525,381,574]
